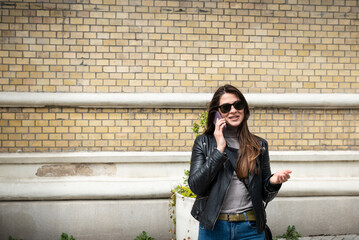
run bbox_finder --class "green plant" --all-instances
[134,231,155,240]
[169,111,207,239]
[60,233,75,240]
[9,236,23,240]
[275,225,302,240]
[191,111,208,137]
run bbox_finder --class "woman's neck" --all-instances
[224,125,239,149]
[223,125,238,138]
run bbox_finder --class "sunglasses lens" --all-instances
[219,104,231,113]
[233,101,244,110]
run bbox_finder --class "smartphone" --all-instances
[214,111,226,131]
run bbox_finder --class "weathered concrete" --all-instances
[266,196,359,237]
[0,151,358,239]
[1,197,358,240]
[1,151,358,200]
[35,163,117,177]
[0,199,172,240]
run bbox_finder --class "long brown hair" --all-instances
[205,84,261,178]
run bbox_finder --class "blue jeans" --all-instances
[198,219,266,240]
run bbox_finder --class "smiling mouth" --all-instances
[228,116,240,120]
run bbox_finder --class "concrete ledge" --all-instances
[1,177,357,201]
[1,150,357,163]
[278,178,359,197]
[1,92,359,109]
[0,177,178,201]
[0,151,191,164]
[0,151,358,200]
[0,152,358,238]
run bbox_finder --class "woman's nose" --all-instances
[229,105,236,113]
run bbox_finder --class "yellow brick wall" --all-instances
[0,0,358,93]
[250,108,359,151]
[0,0,358,153]
[0,107,202,152]
[1,107,358,152]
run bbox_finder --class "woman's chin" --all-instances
[227,121,241,128]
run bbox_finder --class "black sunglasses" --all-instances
[218,100,245,113]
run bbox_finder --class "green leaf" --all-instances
[192,111,208,137]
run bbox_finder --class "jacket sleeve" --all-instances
[188,135,228,196]
[261,139,281,203]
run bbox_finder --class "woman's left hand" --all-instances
[270,170,292,185]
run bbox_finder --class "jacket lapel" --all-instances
[224,147,238,172]
[225,147,260,186]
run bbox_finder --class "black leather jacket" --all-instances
[188,134,281,233]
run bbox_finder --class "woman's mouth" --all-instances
[228,115,240,121]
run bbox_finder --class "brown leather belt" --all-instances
[218,210,256,222]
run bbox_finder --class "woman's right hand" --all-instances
[214,118,226,153]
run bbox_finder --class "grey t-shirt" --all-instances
[220,127,253,214]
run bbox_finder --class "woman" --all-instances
[188,85,291,240]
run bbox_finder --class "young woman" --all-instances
[188,85,291,240]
